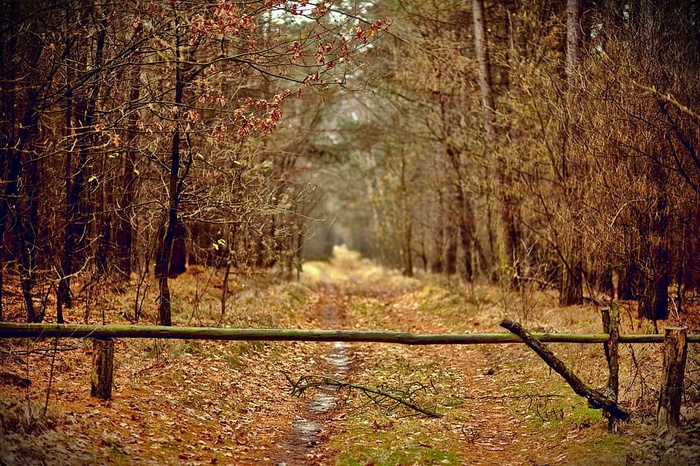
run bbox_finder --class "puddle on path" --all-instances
[274,309,351,465]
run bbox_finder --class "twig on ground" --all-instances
[284,373,442,418]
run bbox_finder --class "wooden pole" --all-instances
[602,304,621,433]
[91,338,114,400]
[1,323,698,344]
[657,327,687,433]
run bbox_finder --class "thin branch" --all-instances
[285,373,442,418]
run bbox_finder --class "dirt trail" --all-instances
[389,297,538,461]
[0,275,582,466]
[271,286,354,465]
[268,278,539,465]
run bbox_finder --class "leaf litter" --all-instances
[1,246,700,465]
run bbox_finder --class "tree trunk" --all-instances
[155,19,187,326]
[472,0,496,137]
[91,338,114,400]
[472,0,521,284]
[155,128,180,326]
[559,0,584,306]
[399,152,413,277]
[639,237,670,321]
[445,225,457,276]
[445,145,474,281]
[602,304,621,433]
[18,96,41,323]
[0,0,42,322]
[115,63,142,281]
[57,11,74,323]
[432,226,444,274]
[560,255,583,306]
[566,0,582,86]
[0,0,20,322]
[58,10,108,317]
[618,262,639,300]
[657,327,687,432]
[402,220,413,277]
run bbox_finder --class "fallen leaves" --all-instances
[2,253,699,465]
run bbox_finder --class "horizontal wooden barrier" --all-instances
[0,322,695,427]
[1,323,699,345]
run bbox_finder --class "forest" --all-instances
[1,0,700,465]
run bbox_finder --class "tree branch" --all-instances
[500,318,630,421]
[284,373,442,418]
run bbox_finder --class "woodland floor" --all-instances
[2,246,700,465]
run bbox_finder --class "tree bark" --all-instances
[58,9,108,318]
[471,0,521,284]
[472,0,496,138]
[399,152,413,277]
[560,257,583,306]
[445,145,474,281]
[559,0,584,306]
[657,327,687,432]
[639,196,670,321]
[155,16,188,326]
[115,60,142,281]
[91,338,114,400]
[566,0,582,86]
[17,92,41,323]
[0,0,20,322]
[1,4,44,322]
[602,304,621,433]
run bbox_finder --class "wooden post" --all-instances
[657,327,687,433]
[91,338,114,400]
[602,304,621,433]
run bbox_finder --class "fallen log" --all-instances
[500,318,630,422]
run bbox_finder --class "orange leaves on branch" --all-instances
[288,1,309,16]
[137,2,390,145]
[186,109,199,123]
[314,41,333,64]
[290,41,303,62]
[231,89,293,138]
[187,1,260,45]
[304,71,321,87]
[311,2,326,18]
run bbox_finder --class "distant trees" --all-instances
[0,0,388,324]
[2,0,698,325]
[317,0,699,321]
[578,1,700,319]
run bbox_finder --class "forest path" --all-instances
[1,247,638,465]
[263,251,540,465]
[270,284,354,465]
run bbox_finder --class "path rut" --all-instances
[272,290,353,465]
